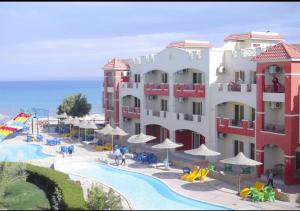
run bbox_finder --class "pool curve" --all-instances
[61,162,231,210]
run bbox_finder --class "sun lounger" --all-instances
[240,187,251,198]
[252,181,265,191]
[186,168,209,182]
[181,166,199,181]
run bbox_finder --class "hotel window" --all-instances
[162,73,168,83]
[161,128,167,143]
[192,133,201,149]
[251,71,257,84]
[161,99,168,111]
[135,123,140,135]
[193,102,202,115]
[250,143,255,160]
[234,140,244,156]
[193,72,202,84]
[234,71,245,83]
[134,74,141,83]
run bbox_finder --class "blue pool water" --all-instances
[62,162,231,210]
[0,144,53,161]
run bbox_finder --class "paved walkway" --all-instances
[2,131,299,210]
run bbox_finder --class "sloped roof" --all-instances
[103,58,129,70]
[224,32,283,41]
[166,40,212,48]
[252,42,300,62]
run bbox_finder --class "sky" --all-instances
[1,2,300,81]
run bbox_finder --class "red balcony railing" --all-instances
[144,83,169,96]
[263,123,285,134]
[264,84,285,93]
[174,83,205,97]
[217,117,255,137]
[122,106,140,119]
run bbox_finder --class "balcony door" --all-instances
[134,74,141,83]
[161,127,167,143]
[193,72,202,84]
[162,73,168,83]
[161,99,168,111]
[135,123,140,135]
[192,133,201,149]
[234,71,245,83]
[193,102,202,115]
[234,140,244,156]
[234,104,244,125]
[134,97,140,108]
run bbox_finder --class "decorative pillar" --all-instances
[284,155,295,185]
[256,149,264,177]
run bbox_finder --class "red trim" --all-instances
[173,84,205,98]
[216,117,255,137]
[144,83,169,96]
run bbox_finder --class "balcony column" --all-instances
[169,73,175,112]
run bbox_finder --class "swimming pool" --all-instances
[0,144,53,161]
[62,162,231,210]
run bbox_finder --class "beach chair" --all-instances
[180,166,199,181]
[240,187,251,198]
[182,167,191,174]
[187,168,209,182]
[37,134,43,142]
[252,181,265,191]
[263,186,275,202]
[208,163,216,171]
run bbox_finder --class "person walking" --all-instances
[120,152,126,166]
[114,148,120,165]
[267,169,274,188]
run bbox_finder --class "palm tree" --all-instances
[57,93,91,117]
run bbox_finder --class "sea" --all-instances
[0,80,103,119]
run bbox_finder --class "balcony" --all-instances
[264,84,285,93]
[218,83,252,92]
[263,123,285,134]
[120,82,140,89]
[174,84,205,98]
[216,117,255,137]
[105,106,115,117]
[144,83,169,96]
[176,113,202,123]
[122,106,140,119]
[146,109,168,118]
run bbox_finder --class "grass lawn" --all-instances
[1,179,51,210]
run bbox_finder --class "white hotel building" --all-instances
[102,31,300,185]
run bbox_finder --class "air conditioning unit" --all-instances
[270,102,281,110]
[178,97,185,103]
[148,95,156,100]
[123,117,130,122]
[218,132,227,139]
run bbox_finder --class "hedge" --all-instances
[25,164,86,210]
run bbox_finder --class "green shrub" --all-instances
[25,164,86,210]
[87,183,122,210]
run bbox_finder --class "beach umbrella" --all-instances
[78,120,89,141]
[95,124,114,135]
[127,133,156,144]
[81,121,98,140]
[184,144,221,179]
[106,127,128,153]
[220,152,262,192]
[56,113,68,133]
[152,138,183,169]
[62,116,73,137]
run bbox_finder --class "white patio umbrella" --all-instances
[127,133,156,144]
[106,126,128,153]
[81,121,98,141]
[78,120,89,141]
[56,113,68,133]
[62,116,73,136]
[184,144,221,179]
[152,138,183,169]
[95,124,114,135]
[220,152,262,192]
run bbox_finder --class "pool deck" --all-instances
[2,132,300,210]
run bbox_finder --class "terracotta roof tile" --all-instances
[103,58,129,70]
[166,40,212,48]
[252,42,300,62]
[224,32,283,41]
